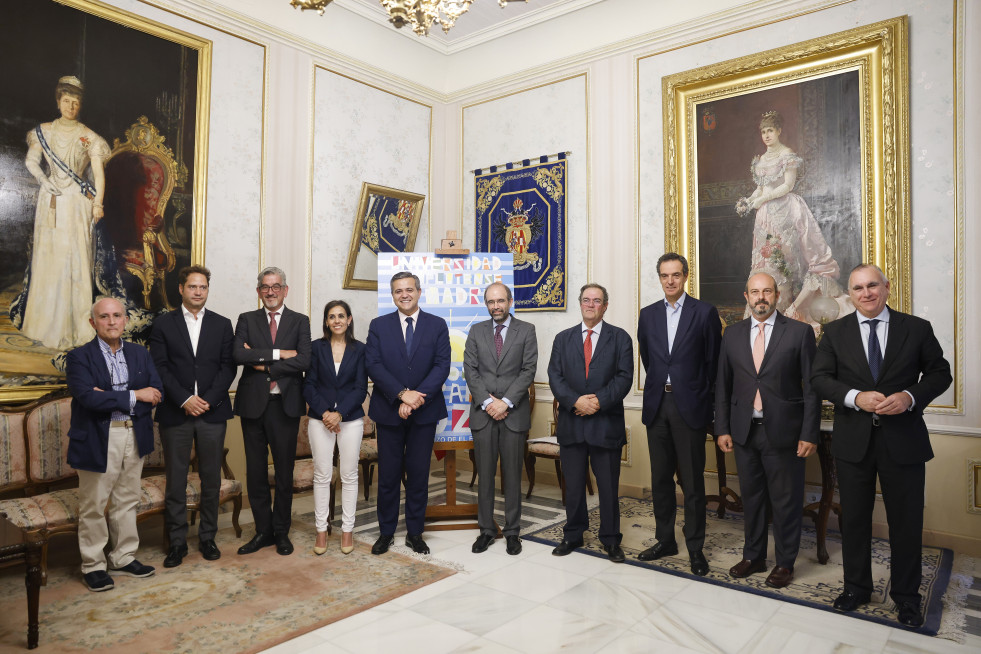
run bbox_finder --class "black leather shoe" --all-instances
[163,544,188,568]
[689,550,709,576]
[505,535,522,556]
[832,589,871,612]
[604,544,626,563]
[472,533,494,553]
[405,534,430,555]
[198,539,221,561]
[274,533,294,556]
[896,600,924,628]
[637,541,678,561]
[551,538,583,556]
[371,534,395,555]
[237,533,275,555]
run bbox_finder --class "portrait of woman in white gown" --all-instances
[13,75,110,351]
[735,111,844,322]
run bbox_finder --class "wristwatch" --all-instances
[397,388,410,401]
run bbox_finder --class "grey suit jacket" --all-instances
[714,311,819,449]
[463,316,538,433]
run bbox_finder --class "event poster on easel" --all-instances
[377,252,515,443]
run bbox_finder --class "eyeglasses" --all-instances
[258,284,284,293]
[580,298,605,306]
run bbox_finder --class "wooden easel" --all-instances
[424,441,479,530]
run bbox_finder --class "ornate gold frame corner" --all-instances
[662,16,911,311]
[342,182,425,291]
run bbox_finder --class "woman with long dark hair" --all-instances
[302,300,367,554]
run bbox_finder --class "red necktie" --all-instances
[495,324,504,359]
[584,329,593,378]
[269,311,279,391]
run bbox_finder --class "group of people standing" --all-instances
[63,252,949,631]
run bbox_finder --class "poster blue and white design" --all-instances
[377,252,515,443]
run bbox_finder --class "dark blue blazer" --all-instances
[150,308,236,426]
[303,339,368,421]
[547,321,634,449]
[65,337,163,473]
[365,310,450,427]
[638,294,722,429]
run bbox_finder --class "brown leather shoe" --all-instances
[765,565,794,588]
[729,558,767,578]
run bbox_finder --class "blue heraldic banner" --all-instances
[361,194,416,253]
[474,156,566,311]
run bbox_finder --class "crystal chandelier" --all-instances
[290,1,526,37]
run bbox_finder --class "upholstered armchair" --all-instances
[104,116,184,310]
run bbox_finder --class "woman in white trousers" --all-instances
[303,300,368,554]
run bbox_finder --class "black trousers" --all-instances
[836,427,925,605]
[376,421,437,537]
[241,397,299,537]
[161,417,227,546]
[559,440,621,548]
[733,421,805,569]
[647,392,707,552]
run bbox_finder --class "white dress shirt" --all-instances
[664,292,686,383]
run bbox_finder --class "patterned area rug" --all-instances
[523,496,952,637]
[0,520,455,652]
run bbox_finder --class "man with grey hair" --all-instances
[813,263,950,627]
[234,267,311,556]
[464,282,538,555]
[66,297,162,591]
[548,283,633,562]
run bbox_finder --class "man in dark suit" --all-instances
[464,282,538,556]
[66,297,163,592]
[548,283,633,562]
[637,252,721,575]
[813,264,951,628]
[366,271,451,556]
[715,272,819,588]
[233,266,311,556]
[151,265,236,567]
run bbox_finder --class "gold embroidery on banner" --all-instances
[476,177,504,216]
[362,214,379,252]
[533,166,564,202]
[531,267,564,306]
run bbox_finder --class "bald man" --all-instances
[66,297,163,592]
[715,273,819,588]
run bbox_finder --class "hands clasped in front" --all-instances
[399,390,426,419]
[855,390,911,415]
[573,394,600,416]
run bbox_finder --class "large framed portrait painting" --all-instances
[0,0,211,402]
[662,17,911,327]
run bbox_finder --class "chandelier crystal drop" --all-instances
[290,1,528,37]
[289,0,335,16]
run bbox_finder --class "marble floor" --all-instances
[241,483,980,654]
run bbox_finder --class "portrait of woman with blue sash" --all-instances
[14,75,110,351]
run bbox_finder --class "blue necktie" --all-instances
[865,319,881,382]
[405,316,414,356]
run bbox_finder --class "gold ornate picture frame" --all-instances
[662,17,911,321]
[0,0,211,403]
[343,183,425,290]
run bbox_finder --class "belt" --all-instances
[268,394,282,400]
[664,384,673,392]
[751,417,765,426]
[110,419,134,428]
